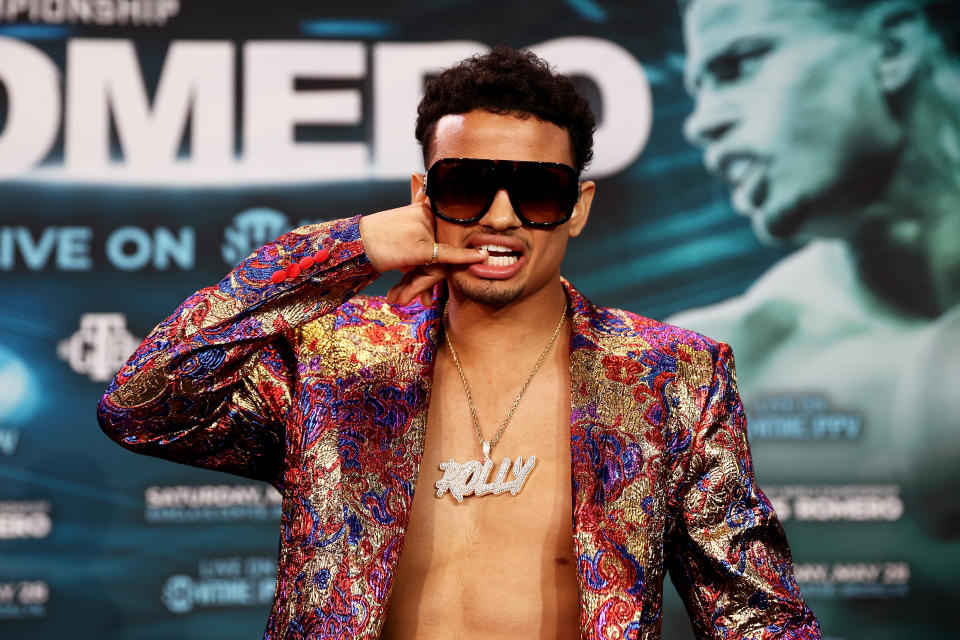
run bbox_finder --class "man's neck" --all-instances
[441,278,569,369]
[847,76,960,319]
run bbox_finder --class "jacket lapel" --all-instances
[565,278,674,634]
[328,296,442,638]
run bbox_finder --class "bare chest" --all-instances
[380,355,580,639]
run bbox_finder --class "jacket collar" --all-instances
[420,275,623,354]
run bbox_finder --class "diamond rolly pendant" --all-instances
[435,455,537,503]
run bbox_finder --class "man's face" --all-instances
[682,0,901,243]
[414,109,593,308]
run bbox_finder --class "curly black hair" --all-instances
[415,44,596,174]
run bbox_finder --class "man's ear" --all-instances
[567,181,595,238]
[868,1,930,94]
[411,172,427,204]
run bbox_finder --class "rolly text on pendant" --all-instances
[435,456,536,503]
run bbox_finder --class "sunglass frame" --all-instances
[424,157,581,228]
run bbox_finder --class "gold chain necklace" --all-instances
[434,299,567,503]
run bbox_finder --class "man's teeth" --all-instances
[727,157,754,185]
[477,243,516,253]
[475,243,520,266]
[485,255,519,266]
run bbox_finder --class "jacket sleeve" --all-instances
[665,341,821,639]
[96,215,378,492]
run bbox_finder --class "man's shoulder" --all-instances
[580,303,725,404]
[583,300,723,362]
[663,239,850,344]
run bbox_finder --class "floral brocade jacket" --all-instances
[97,216,820,640]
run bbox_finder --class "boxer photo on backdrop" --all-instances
[97,44,820,639]
[669,0,960,633]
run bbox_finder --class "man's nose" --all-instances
[478,189,523,229]
[683,92,737,148]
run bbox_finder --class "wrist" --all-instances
[358,214,385,273]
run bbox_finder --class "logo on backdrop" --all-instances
[0,580,49,620]
[221,208,292,266]
[746,393,862,441]
[161,556,277,614]
[57,313,140,382]
[0,500,52,540]
[221,208,328,266]
[144,483,283,524]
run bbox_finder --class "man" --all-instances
[98,45,819,639]
[671,0,959,497]
[671,0,959,634]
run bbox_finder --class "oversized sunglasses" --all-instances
[424,158,581,228]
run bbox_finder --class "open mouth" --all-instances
[463,235,528,280]
[719,152,761,189]
[713,151,769,215]
[477,243,523,266]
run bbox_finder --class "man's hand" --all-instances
[358,202,488,306]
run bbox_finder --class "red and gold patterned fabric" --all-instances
[97,216,820,639]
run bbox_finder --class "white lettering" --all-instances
[794,563,829,583]
[145,484,266,509]
[65,39,233,169]
[435,455,537,502]
[0,513,52,539]
[2,38,651,183]
[243,41,366,179]
[793,495,903,522]
[14,227,56,270]
[531,37,652,178]
[372,41,486,177]
[0,37,60,176]
[198,557,243,578]
[192,579,252,606]
[831,563,883,584]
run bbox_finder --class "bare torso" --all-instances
[380,332,580,639]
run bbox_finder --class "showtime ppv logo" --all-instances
[0,37,652,183]
[161,556,277,614]
[221,208,323,266]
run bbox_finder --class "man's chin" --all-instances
[741,197,809,247]
[450,271,525,309]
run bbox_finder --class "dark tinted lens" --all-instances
[509,164,577,223]
[429,161,497,219]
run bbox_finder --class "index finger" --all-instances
[434,243,489,265]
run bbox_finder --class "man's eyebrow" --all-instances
[686,35,777,93]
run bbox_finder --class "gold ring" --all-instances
[429,242,439,265]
